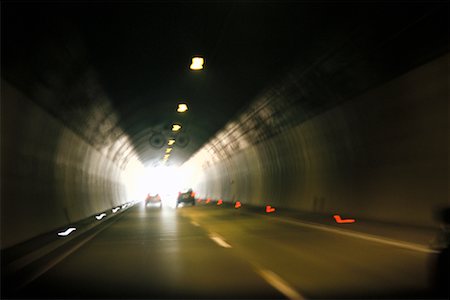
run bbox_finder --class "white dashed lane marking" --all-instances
[190,221,200,227]
[257,269,304,300]
[209,233,232,248]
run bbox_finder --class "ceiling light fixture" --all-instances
[177,103,188,113]
[172,124,181,131]
[168,139,175,146]
[190,57,204,70]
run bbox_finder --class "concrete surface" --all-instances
[184,54,449,229]
[1,81,127,248]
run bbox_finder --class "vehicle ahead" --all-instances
[177,189,195,207]
[145,193,162,208]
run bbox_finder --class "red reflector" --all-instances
[333,215,355,224]
[235,201,242,208]
[265,205,275,213]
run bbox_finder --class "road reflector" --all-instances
[333,214,355,224]
[57,227,76,237]
[266,205,276,213]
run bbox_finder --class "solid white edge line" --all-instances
[295,219,437,254]
[209,233,232,248]
[257,214,437,254]
[258,269,304,300]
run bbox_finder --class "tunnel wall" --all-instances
[1,81,127,249]
[186,54,448,228]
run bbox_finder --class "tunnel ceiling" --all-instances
[2,2,447,168]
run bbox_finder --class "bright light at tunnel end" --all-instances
[125,165,192,208]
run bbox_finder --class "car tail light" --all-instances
[191,192,195,197]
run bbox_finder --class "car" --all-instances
[145,193,162,208]
[176,189,196,207]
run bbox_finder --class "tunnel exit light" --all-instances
[190,57,204,70]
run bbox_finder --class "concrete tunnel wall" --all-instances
[184,54,449,228]
[1,80,128,249]
[1,53,447,251]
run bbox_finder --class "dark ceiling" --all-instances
[2,2,447,167]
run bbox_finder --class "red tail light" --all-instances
[191,192,195,197]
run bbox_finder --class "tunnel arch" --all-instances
[1,2,448,251]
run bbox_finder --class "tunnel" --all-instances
[1,2,449,299]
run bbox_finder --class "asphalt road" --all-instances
[17,202,437,299]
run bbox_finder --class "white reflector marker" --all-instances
[58,227,76,237]
[112,207,120,213]
[95,213,107,220]
[209,233,232,248]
